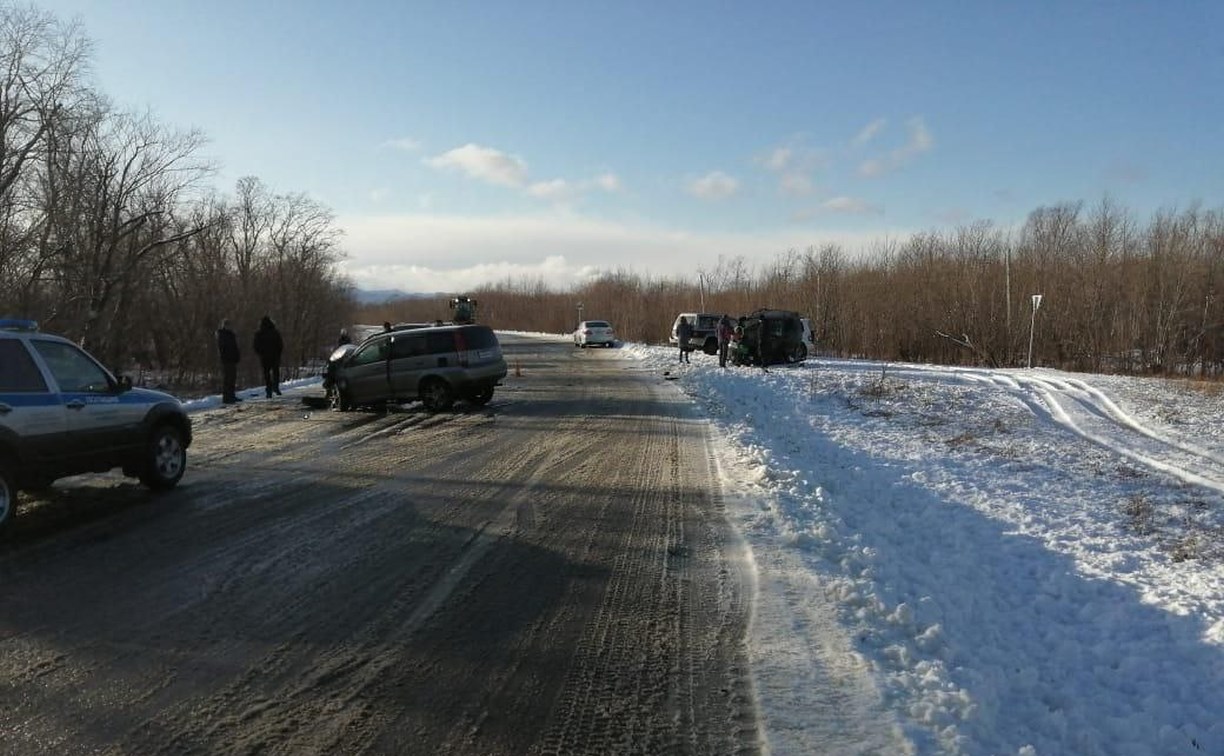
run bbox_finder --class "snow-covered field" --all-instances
[620,344,1224,756]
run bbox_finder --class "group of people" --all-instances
[215,316,285,404]
[675,314,741,368]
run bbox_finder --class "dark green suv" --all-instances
[0,319,192,533]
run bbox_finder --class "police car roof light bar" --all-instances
[0,318,38,332]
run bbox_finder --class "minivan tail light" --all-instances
[454,330,469,366]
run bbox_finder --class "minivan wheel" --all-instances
[140,425,187,490]
[420,379,455,411]
[0,459,17,533]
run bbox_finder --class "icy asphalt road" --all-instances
[0,334,761,755]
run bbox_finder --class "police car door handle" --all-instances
[66,399,86,410]
[0,402,11,414]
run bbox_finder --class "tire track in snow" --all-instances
[965,370,1224,495]
[860,361,1224,494]
[1024,375,1224,493]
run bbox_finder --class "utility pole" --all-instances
[576,301,583,326]
[1027,294,1043,369]
[699,273,706,312]
[1005,247,1012,362]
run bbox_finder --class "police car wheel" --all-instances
[0,460,17,533]
[140,425,187,490]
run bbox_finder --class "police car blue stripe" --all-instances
[0,392,171,407]
[0,393,60,407]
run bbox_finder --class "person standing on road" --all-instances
[253,315,284,399]
[676,316,693,364]
[216,319,241,404]
[717,314,734,368]
[337,328,352,346]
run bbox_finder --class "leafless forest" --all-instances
[368,199,1224,378]
[5,6,1222,391]
[0,6,350,394]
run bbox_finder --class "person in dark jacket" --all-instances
[216,319,241,404]
[253,315,285,398]
[717,314,734,368]
[676,316,692,364]
[337,328,352,346]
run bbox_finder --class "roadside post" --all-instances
[1027,294,1043,369]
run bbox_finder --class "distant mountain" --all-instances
[353,288,416,305]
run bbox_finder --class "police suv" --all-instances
[0,319,192,533]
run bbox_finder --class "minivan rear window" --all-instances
[459,326,499,350]
[426,332,455,355]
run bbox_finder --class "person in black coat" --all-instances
[216,319,241,403]
[676,316,693,364]
[253,315,285,398]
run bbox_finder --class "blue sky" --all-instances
[35,0,1224,292]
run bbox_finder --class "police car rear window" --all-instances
[0,341,49,392]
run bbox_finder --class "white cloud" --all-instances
[423,144,621,204]
[688,171,739,201]
[594,172,622,192]
[382,136,422,152]
[779,173,815,197]
[342,256,602,294]
[368,188,390,203]
[426,143,529,187]
[851,118,887,148]
[820,196,881,215]
[762,147,792,172]
[858,117,934,178]
[527,179,579,201]
[757,138,829,198]
[336,212,896,292]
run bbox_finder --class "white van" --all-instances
[800,317,817,357]
[669,313,722,355]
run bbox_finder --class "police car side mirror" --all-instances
[116,375,133,393]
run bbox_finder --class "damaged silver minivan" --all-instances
[325,324,507,412]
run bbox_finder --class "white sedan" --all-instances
[573,320,616,347]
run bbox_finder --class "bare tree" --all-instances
[41,104,214,362]
[0,4,89,309]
